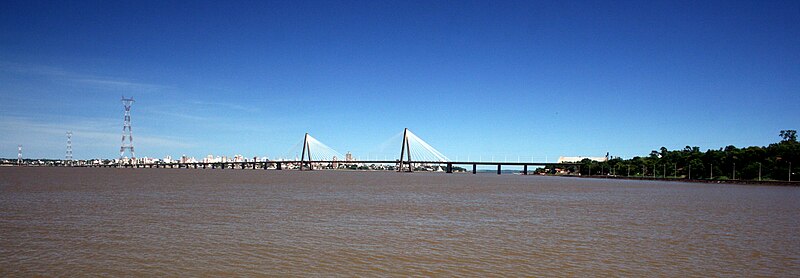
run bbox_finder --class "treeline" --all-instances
[547,130,798,181]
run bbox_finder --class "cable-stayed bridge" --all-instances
[88,128,580,175]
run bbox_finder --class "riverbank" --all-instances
[569,174,800,186]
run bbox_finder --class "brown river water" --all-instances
[1,167,799,276]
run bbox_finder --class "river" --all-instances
[1,167,798,276]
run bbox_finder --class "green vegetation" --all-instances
[546,130,799,181]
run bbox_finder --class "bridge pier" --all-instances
[277,162,282,170]
[446,163,453,173]
[523,165,528,175]
[473,164,477,174]
[497,164,501,175]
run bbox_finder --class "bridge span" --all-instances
[81,128,583,175]
[85,160,580,175]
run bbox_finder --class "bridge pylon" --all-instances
[300,133,311,171]
[398,128,412,172]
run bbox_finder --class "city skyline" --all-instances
[2,1,799,160]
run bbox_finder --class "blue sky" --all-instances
[1,0,798,161]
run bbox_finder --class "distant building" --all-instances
[346,152,353,162]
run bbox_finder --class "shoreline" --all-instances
[2,166,798,186]
[564,174,800,186]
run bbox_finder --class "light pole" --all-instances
[688,164,691,179]
[733,163,736,180]
[710,163,713,180]
[790,162,793,182]
[627,165,630,176]
[758,162,762,181]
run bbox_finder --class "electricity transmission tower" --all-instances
[120,96,136,163]
[66,131,73,165]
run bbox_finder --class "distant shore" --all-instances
[3,165,797,186]
[568,174,800,186]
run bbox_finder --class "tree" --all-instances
[780,130,797,142]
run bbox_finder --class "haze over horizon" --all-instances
[1,1,798,161]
